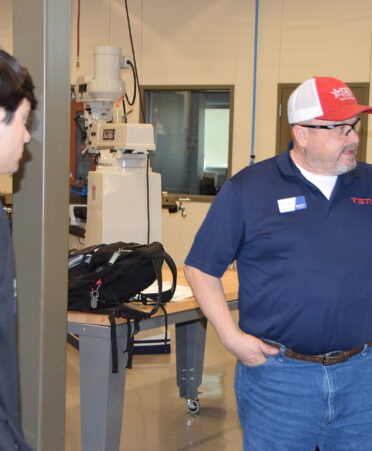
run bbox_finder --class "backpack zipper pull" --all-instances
[90,279,102,309]
[108,247,132,265]
[109,250,121,265]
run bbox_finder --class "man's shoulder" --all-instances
[354,161,372,183]
[357,161,372,172]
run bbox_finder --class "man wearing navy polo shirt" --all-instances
[184,76,372,450]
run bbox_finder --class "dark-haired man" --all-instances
[0,49,37,450]
[185,77,372,450]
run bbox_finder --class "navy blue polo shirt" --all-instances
[185,151,372,355]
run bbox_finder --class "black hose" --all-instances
[124,0,146,121]
[125,60,137,106]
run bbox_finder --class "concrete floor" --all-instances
[65,311,243,451]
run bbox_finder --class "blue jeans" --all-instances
[234,344,372,450]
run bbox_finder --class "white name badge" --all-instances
[277,196,307,213]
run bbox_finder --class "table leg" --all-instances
[77,324,127,451]
[175,318,207,404]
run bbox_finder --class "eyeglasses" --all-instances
[296,117,361,137]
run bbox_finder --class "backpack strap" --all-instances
[106,244,177,373]
[124,316,141,369]
[109,307,149,373]
[162,250,177,302]
[159,303,169,353]
[143,250,177,304]
[108,287,151,373]
[108,312,119,373]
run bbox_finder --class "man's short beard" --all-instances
[336,147,357,174]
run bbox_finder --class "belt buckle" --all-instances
[322,351,346,366]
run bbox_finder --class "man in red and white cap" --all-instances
[185,76,372,450]
[289,76,372,177]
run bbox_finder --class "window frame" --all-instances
[141,85,234,202]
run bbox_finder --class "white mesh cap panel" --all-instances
[287,78,324,124]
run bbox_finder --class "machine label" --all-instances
[102,128,115,140]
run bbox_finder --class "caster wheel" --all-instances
[187,398,200,414]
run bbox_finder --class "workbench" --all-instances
[67,269,238,451]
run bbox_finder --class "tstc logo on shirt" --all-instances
[331,87,355,102]
[350,197,372,205]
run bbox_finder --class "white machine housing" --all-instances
[89,122,155,154]
[86,155,161,246]
[76,46,126,104]
[75,46,162,246]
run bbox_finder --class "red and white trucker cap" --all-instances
[288,76,372,124]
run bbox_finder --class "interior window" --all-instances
[144,87,233,196]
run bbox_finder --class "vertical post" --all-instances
[12,0,70,449]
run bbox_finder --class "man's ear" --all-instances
[0,107,5,123]
[292,124,309,148]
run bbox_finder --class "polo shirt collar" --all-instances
[276,150,359,185]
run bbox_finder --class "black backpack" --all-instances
[68,241,177,371]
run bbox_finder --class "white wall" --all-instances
[4,0,372,264]
[255,0,372,162]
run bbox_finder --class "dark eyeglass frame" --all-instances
[295,117,361,137]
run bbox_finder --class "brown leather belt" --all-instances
[263,340,372,366]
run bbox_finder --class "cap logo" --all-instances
[330,87,355,102]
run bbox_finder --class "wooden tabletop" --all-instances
[68,268,238,326]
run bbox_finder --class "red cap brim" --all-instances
[316,104,372,121]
